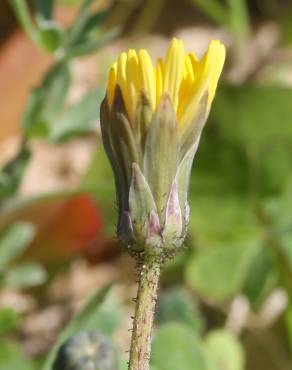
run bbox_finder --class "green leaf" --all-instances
[285,304,292,351]
[9,0,40,46]
[0,307,20,334]
[266,183,292,236]
[0,341,36,370]
[22,63,71,138]
[33,0,54,19]
[42,284,121,370]
[10,0,61,53]
[4,262,47,288]
[49,88,102,141]
[162,248,190,285]
[243,247,278,307]
[213,84,292,145]
[204,330,245,370]
[119,360,129,370]
[36,18,63,53]
[0,223,35,273]
[80,10,110,36]
[201,83,292,196]
[65,27,119,59]
[82,147,115,236]
[185,237,261,300]
[188,194,257,245]
[279,233,292,267]
[66,0,109,47]
[151,323,208,370]
[156,287,204,333]
[0,145,31,199]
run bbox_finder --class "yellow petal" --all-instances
[177,55,195,119]
[156,58,163,106]
[105,38,225,131]
[185,55,195,81]
[116,52,128,111]
[106,62,117,107]
[138,49,156,109]
[188,52,199,70]
[206,41,226,107]
[126,49,140,123]
[179,40,225,128]
[116,52,127,87]
[163,38,185,111]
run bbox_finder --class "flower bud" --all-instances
[53,331,118,370]
[100,38,225,260]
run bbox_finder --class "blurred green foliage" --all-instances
[1,0,292,369]
[151,323,244,370]
[0,341,37,370]
[156,287,205,333]
[43,284,123,370]
[0,307,21,335]
[189,0,250,40]
[0,222,46,291]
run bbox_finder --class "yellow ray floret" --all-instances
[106,38,225,127]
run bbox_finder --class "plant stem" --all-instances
[128,259,161,370]
[189,0,229,28]
[131,0,167,35]
[227,0,251,42]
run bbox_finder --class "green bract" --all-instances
[100,87,208,260]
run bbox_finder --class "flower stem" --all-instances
[128,259,161,370]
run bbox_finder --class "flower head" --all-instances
[106,38,225,128]
[101,38,225,259]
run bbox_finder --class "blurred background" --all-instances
[1,0,292,369]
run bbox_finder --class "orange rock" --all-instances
[0,30,52,141]
[1,195,107,264]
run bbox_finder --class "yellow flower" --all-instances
[106,38,225,129]
[101,38,225,258]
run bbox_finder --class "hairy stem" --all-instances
[128,259,161,370]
